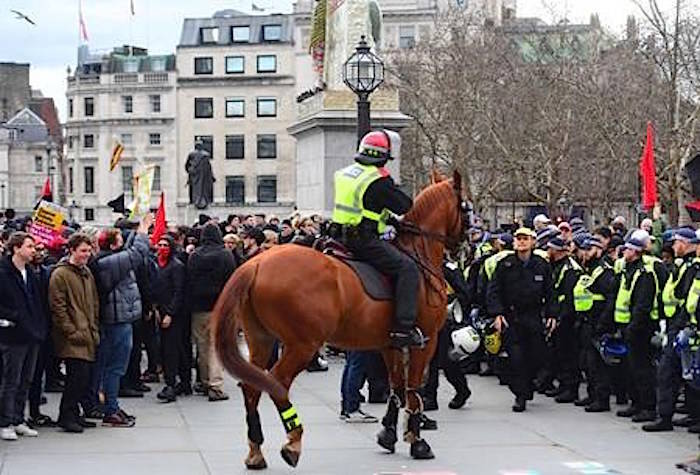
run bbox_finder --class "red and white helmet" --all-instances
[356,129,401,163]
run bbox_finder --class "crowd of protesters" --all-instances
[0,209,329,439]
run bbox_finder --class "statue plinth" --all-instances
[289,87,412,216]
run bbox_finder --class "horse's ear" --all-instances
[453,169,463,197]
[430,169,442,184]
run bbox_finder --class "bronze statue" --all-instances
[185,141,215,210]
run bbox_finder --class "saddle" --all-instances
[320,238,393,301]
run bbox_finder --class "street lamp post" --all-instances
[343,35,385,144]
[45,138,54,198]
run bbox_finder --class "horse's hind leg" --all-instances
[241,331,276,470]
[268,343,318,468]
[377,349,406,454]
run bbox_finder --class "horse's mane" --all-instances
[404,179,454,223]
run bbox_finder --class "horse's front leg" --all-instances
[404,340,437,460]
[377,349,406,453]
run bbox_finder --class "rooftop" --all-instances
[178,11,293,47]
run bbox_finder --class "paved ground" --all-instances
[0,354,695,475]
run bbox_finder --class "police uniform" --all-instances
[422,261,472,410]
[614,251,658,420]
[574,255,616,411]
[645,238,699,431]
[550,253,583,402]
[332,131,423,347]
[486,246,554,408]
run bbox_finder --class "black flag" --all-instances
[107,193,126,214]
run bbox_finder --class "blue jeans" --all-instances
[341,351,368,414]
[92,323,133,416]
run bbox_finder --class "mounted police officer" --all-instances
[332,130,424,348]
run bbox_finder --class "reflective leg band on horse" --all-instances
[279,404,302,433]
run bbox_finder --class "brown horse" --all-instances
[211,171,466,469]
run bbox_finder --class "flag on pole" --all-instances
[130,0,135,15]
[79,0,89,42]
[150,192,166,245]
[639,121,658,211]
[686,201,700,222]
[107,193,127,214]
[128,165,156,219]
[309,0,327,76]
[110,142,124,171]
[40,177,52,202]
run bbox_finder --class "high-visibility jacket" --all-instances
[483,250,514,281]
[662,258,692,319]
[554,257,582,304]
[574,264,609,312]
[614,268,646,324]
[642,255,662,320]
[332,163,390,233]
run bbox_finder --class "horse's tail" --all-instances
[211,261,287,400]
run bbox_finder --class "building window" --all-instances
[83,134,94,148]
[257,134,276,159]
[68,98,74,118]
[120,133,132,145]
[122,95,133,113]
[194,57,213,75]
[225,98,245,118]
[399,25,416,49]
[153,165,161,191]
[68,135,75,149]
[122,166,133,193]
[257,55,277,73]
[123,58,140,73]
[226,176,245,204]
[257,176,277,203]
[149,133,161,145]
[150,94,161,113]
[257,98,277,117]
[84,166,95,194]
[194,98,214,118]
[69,167,74,193]
[34,156,43,173]
[225,56,244,74]
[200,27,219,44]
[226,135,245,159]
[84,97,94,116]
[262,24,282,41]
[194,135,213,156]
[84,208,95,222]
[231,25,250,43]
[150,57,166,71]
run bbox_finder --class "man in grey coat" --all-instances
[87,214,152,427]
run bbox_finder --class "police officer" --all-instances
[644,227,698,432]
[332,130,424,348]
[574,237,617,412]
[487,227,555,412]
[422,257,472,411]
[614,234,658,423]
[547,237,583,403]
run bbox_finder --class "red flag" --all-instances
[687,200,700,222]
[79,0,89,42]
[150,192,166,246]
[40,177,52,202]
[639,121,658,211]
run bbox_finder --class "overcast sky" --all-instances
[0,0,683,121]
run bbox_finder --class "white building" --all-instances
[176,10,297,223]
[65,45,177,224]
[0,108,55,213]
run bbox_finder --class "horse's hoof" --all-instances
[410,439,435,460]
[377,427,397,453]
[280,446,300,467]
[245,459,268,470]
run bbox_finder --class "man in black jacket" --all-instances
[187,224,236,401]
[0,232,48,439]
[487,227,556,413]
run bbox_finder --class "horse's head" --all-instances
[403,169,469,253]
